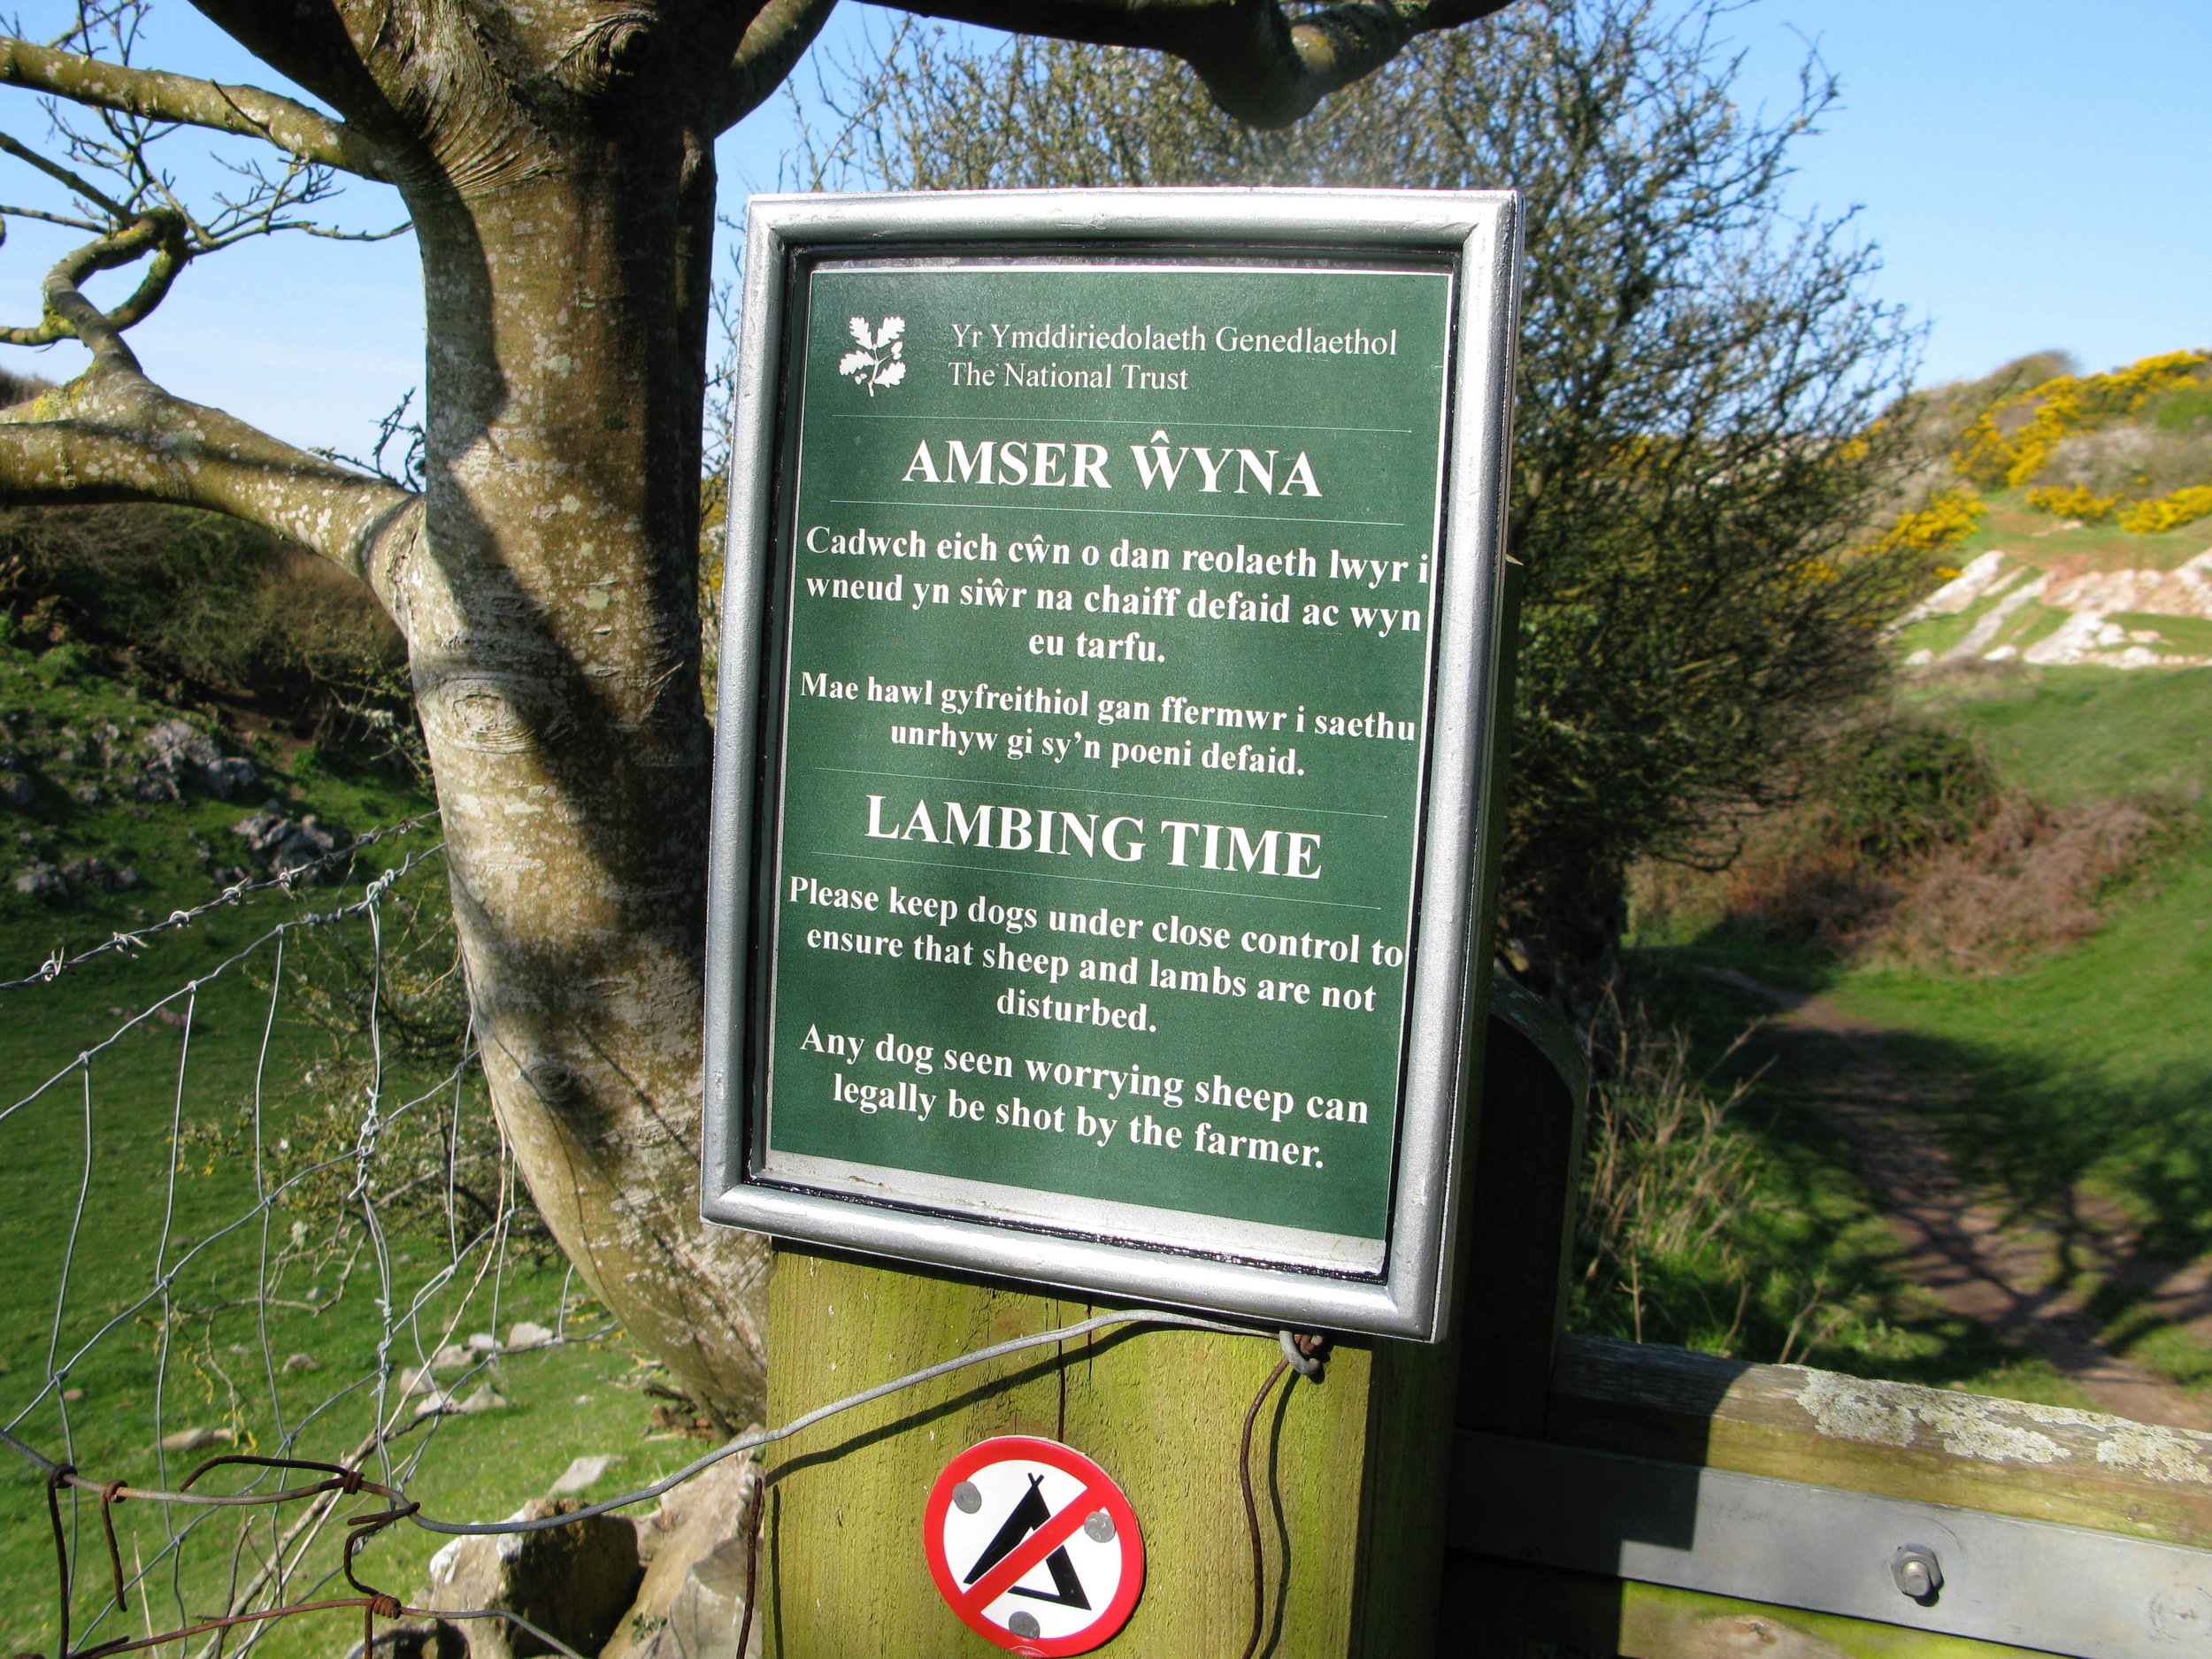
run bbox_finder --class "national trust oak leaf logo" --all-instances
[839,315,907,395]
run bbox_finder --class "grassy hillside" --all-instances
[1624,664,2212,1402]
[1886,349,2212,671]
[0,643,710,1659]
[1843,669,2212,1248]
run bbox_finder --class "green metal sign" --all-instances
[707,193,1521,1338]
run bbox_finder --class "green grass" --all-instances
[1635,666,2212,1399]
[1899,664,2212,803]
[1947,487,2212,572]
[0,647,715,1659]
[1827,830,2212,1255]
[2114,611,2212,657]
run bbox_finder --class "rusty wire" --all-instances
[9,1307,1301,1657]
[13,1444,607,1659]
[4,797,1328,1657]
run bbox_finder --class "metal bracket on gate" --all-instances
[1455,1431,2212,1659]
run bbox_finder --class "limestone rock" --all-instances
[61,856,136,893]
[602,1450,760,1659]
[507,1320,556,1351]
[11,862,65,901]
[231,804,347,885]
[413,1498,642,1659]
[550,1454,617,1496]
[138,721,257,802]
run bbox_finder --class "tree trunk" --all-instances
[391,126,769,1419]
[0,0,1510,1428]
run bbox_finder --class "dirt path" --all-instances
[1702,967,2212,1430]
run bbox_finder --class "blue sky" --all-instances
[1,1,2203,456]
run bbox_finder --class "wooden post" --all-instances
[754,995,1586,1658]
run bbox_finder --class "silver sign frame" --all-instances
[703,188,1523,1340]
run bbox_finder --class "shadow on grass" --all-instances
[1622,939,2212,1394]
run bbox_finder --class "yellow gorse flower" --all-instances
[1955,349,2212,491]
[2117,485,2212,535]
[1875,488,1986,557]
[2022,483,2121,521]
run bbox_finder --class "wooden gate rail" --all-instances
[1442,1334,2212,1657]
[1445,988,2212,1659]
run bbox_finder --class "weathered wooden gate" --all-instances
[760,979,2212,1656]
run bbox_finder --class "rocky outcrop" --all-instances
[1898,548,2212,670]
[404,1498,644,1659]
[230,804,348,884]
[603,1450,762,1659]
[137,720,257,802]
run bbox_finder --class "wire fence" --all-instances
[2,809,1303,1659]
[0,815,557,1659]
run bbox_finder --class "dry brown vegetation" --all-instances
[1633,723,2180,974]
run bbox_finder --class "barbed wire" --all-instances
[0,819,502,1659]
[4,807,1317,1658]
[0,811,442,992]
[4,1308,1300,1659]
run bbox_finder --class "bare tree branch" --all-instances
[720,0,841,131]
[0,125,130,215]
[880,0,1516,127]
[0,242,418,618]
[0,209,186,344]
[0,35,391,180]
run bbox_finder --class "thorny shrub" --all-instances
[2022,482,2121,522]
[2119,484,2212,535]
[1872,488,1987,557]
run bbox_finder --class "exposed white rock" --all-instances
[1894,549,2022,626]
[551,1453,618,1495]
[1898,546,2212,671]
[1943,572,2048,659]
[2044,549,2212,620]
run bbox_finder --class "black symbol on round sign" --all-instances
[924,1436,1143,1655]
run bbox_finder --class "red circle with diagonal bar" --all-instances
[923,1436,1144,1655]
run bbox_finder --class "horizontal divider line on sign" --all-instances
[827,413,1419,436]
[826,495,1409,529]
[811,766,1391,820]
[810,849,1386,910]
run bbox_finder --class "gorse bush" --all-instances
[1873,488,1987,557]
[1954,349,2211,491]
[1824,722,2000,865]
[2022,483,2120,521]
[1933,348,2212,532]
[2119,485,2212,535]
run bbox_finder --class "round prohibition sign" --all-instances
[923,1436,1144,1655]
